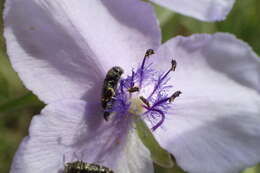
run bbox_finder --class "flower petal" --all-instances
[149,33,260,173]
[4,0,160,104]
[151,0,235,21]
[11,99,153,173]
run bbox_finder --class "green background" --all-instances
[0,0,259,172]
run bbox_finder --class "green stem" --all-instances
[134,116,174,168]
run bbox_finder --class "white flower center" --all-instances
[128,98,144,115]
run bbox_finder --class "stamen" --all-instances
[169,91,182,103]
[148,59,177,99]
[150,108,165,131]
[171,59,177,71]
[128,86,139,93]
[119,80,124,93]
[130,70,135,88]
[139,49,155,88]
[150,90,181,109]
[145,49,155,57]
[139,96,150,108]
[151,97,169,109]
[160,59,177,82]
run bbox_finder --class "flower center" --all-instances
[128,98,144,115]
[106,49,181,131]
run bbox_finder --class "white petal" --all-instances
[4,0,160,104]
[11,100,153,173]
[151,0,235,21]
[150,33,260,173]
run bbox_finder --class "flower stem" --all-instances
[134,116,174,168]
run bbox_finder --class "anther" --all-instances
[139,96,150,108]
[145,49,155,57]
[159,59,177,82]
[128,86,139,93]
[171,59,177,71]
[141,49,155,69]
[169,91,182,102]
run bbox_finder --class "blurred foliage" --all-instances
[0,0,259,172]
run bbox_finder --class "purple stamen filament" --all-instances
[150,108,165,131]
[139,49,154,88]
[130,70,135,88]
[148,59,176,100]
[109,49,181,131]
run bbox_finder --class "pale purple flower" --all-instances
[150,0,236,21]
[4,0,260,173]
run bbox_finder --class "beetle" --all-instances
[101,66,124,120]
[64,161,114,173]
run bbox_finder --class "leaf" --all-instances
[154,162,187,173]
[242,164,260,173]
[134,116,174,168]
[0,75,9,100]
[0,92,43,113]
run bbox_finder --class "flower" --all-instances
[149,0,236,21]
[4,0,260,173]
